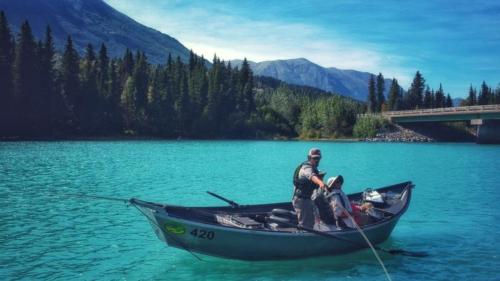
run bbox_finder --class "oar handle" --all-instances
[206,191,240,208]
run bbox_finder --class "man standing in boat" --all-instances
[292,148,327,229]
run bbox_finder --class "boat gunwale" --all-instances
[131,181,413,235]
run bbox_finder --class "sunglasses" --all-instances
[311,157,321,161]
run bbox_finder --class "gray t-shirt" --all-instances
[298,163,317,180]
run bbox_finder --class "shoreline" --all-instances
[0,135,476,143]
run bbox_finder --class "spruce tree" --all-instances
[240,58,254,115]
[445,94,453,107]
[407,71,425,109]
[0,11,14,135]
[478,81,489,105]
[132,52,149,111]
[467,85,477,106]
[36,26,56,135]
[434,84,445,108]
[121,75,137,133]
[60,36,81,131]
[376,73,385,111]
[367,75,377,112]
[495,85,500,104]
[423,86,432,109]
[80,43,100,134]
[13,21,38,135]
[387,78,400,111]
[430,89,435,108]
[107,60,122,132]
[97,43,109,98]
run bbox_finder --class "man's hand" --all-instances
[311,175,326,189]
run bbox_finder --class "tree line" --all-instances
[463,81,500,106]
[367,71,500,112]
[0,11,364,139]
[368,71,456,112]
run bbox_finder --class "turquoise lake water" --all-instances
[1,141,499,281]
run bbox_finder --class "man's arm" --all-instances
[310,175,326,189]
[299,165,326,189]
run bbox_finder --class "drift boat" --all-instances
[131,181,414,260]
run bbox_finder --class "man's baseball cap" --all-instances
[308,148,322,158]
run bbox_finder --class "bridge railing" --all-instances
[383,104,499,116]
[357,104,500,119]
[381,104,500,117]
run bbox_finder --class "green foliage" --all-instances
[255,79,363,139]
[387,78,402,111]
[0,11,15,134]
[376,73,385,111]
[353,115,387,138]
[367,75,376,113]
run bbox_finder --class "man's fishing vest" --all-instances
[293,161,319,199]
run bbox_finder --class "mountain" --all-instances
[0,0,190,64]
[232,58,393,101]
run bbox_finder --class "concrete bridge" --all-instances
[371,104,500,143]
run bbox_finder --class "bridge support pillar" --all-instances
[476,120,500,144]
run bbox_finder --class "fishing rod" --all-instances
[61,193,131,203]
[61,192,205,261]
[342,208,392,281]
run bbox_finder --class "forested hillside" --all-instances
[0,12,364,139]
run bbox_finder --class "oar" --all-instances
[206,191,240,208]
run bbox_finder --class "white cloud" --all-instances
[104,0,412,86]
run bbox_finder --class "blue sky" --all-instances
[104,0,500,98]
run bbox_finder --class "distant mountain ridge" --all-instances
[232,58,393,101]
[0,0,191,64]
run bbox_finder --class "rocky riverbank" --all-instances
[363,124,434,142]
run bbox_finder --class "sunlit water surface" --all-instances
[1,141,499,280]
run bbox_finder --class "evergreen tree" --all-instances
[495,85,500,104]
[120,48,134,84]
[240,58,254,115]
[132,51,149,111]
[80,43,101,134]
[367,75,377,112]
[13,21,38,135]
[430,89,436,108]
[97,43,109,98]
[467,85,477,106]
[434,84,445,108]
[37,26,56,134]
[423,86,432,109]
[387,78,401,111]
[176,67,191,136]
[445,94,453,107]
[204,55,223,134]
[478,81,490,105]
[0,11,15,135]
[121,76,137,133]
[376,73,385,111]
[107,60,122,132]
[146,67,162,133]
[60,36,80,131]
[407,71,425,109]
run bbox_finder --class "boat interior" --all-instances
[159,182,412,232]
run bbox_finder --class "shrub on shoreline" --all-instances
[353,115,388,138]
